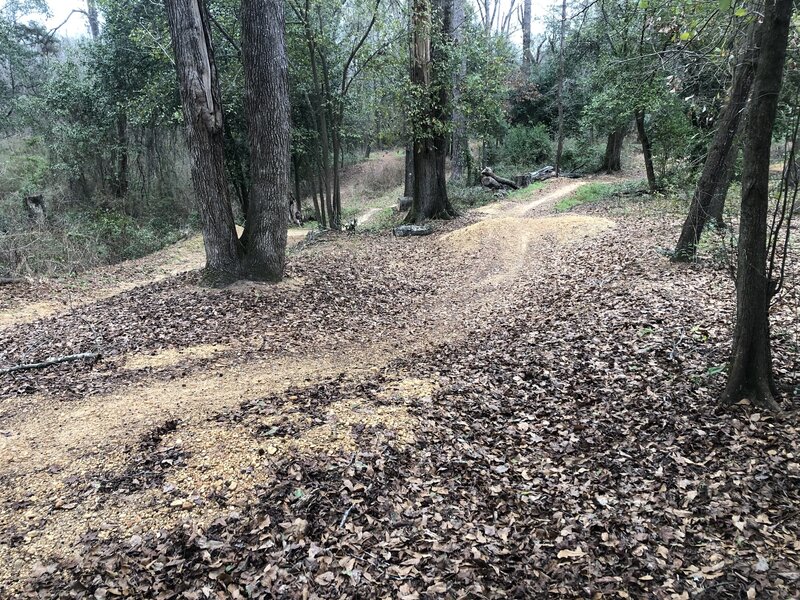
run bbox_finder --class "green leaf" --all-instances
[718,0,731,10]
[679,32,691,41]
[734,7,748,16]
[638,0,649,8]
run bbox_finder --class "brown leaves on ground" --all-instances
[1,183,799,598]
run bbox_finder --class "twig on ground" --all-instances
[340,503,356,528]
[0,352,101,375]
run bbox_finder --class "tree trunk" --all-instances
[449,0,468,183]
[303,7,332,230]
[112,112,129,199]
[407,0,456,223]
[164,0,240,284]
[673,32,758,261]
[554,0,566,177]
[223,120,250,217]
[86,0,100,39]
[601,126,625,173]
[721,0,792,411]
[708,142,739,229]
[240,0,289,281]
[635,109,656,192]
[292,153,302,221]
[521,0,531,76]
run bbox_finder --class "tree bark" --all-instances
[673,33,758,261]
[601,126,625,173]
[407,0,457,223]
[721,0,792,411]
[240,0,289,281]
[404,141,414,198]
[165,0,240,283]
[635,109,656,192]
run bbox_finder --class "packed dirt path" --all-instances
[2,174,798,599]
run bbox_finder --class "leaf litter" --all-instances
[0,178,798,598]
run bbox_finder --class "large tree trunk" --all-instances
[449,0,468,183]
[635,109,656,192]
[721,0,792,411]
[165,0,240,283]
[673,33,758,261]
[240,0,289,281]
[601,126,625,173]
[521,0,531,76]
[407,0,456,223]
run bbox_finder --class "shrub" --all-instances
[500,124,553,168]
[558,139,605,173]
[448,183,495,209]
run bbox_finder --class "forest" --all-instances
[0,0,799,597]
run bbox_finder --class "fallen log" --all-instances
[481,167,519,190]
[481,176,505,190]
[529,166,556,181]
[393,224,432,237]
[0,352,101,375]
[0,277,24,285]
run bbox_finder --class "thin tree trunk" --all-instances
[521,0,531,76]
[86,0,100,39]
[111,112,129,200]
[240,0,289,281]
[450,0,467,183]
[302,4,332,229]
[292,153,302,219]
[407,0,456,223]
[635,109,656,192]
[708,142,739,229]
[673,32,759,261]
[554,0,566,176]
[721,0,792,411]
[164,0,240,283]
[223,120,250,217]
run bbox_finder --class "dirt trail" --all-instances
[0,175,618,592]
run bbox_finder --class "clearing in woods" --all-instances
[0,175,798,598]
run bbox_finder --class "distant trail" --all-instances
[357,206,383,225]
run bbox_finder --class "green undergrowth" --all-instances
[506,181,545,201]
[554,179,652,212]
[359,207,403,232]
[555,182,618,212]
